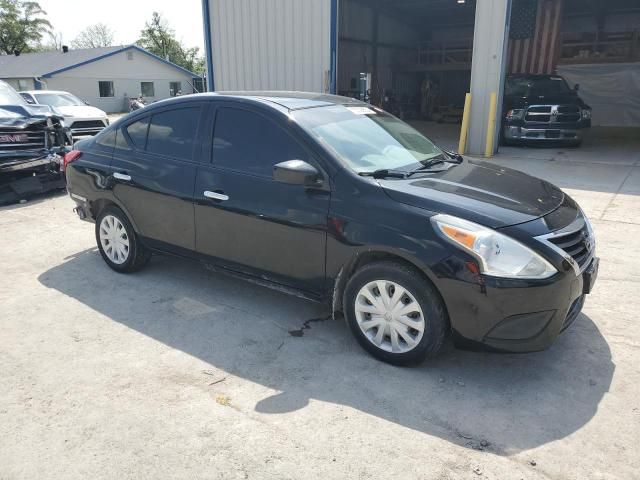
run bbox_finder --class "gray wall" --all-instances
[207,0,332,92]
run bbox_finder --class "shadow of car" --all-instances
[38,249,614,455]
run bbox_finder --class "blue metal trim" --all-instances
[42,45,198,79]
[329,0,338,94]
[201,0,215,91]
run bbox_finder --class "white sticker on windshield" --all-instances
[347,106,376,115]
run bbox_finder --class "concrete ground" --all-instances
[1,125,639,479]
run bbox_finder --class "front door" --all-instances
[194,105,330,294]
[111,105,206,251]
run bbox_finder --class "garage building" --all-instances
[201,0,640,154]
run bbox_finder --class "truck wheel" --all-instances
[95,206,150,273]
[343,261,448,365]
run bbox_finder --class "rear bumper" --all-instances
[435,254,598,353]
[504,125,584,142]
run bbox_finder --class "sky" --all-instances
[37,0,205,51]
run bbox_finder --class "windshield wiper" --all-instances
[358,169,408,179]
[359,152,464,179]
[407,151,464,175]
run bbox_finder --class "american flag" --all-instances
[508,0,563,74]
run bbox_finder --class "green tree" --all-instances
[137,12,205,74]
[71,23,115,49]
[0,0,51,55]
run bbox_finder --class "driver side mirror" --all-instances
[273,160,320,186]
[574,84,580,92]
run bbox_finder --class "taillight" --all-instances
[63,150,82,170]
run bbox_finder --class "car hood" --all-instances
[379,159,564,228]
[0,104,60,127]
[54,105,106,118]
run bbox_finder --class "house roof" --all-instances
[0,45,198,79]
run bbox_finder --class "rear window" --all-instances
[95,128,116,148]
[125,117,149,149]
[146,107,199,160]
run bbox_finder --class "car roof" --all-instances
[194,91,367,111]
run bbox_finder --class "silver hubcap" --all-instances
[99,215,130,265]
[355,280,425,353]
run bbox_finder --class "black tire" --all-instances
[95,205,151,273]
[343,261,448,366]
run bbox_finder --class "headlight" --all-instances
[506,109,524,121]
[431,214,557,279]
[581,109,591,120]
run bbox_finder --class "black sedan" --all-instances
[64,92,598,365]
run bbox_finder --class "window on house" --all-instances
[17,79,31,91]
[98,81,114,97]
[127,51,134,61]
[169,82,181,97]
[192,77,205,93]
[140,82,155,97]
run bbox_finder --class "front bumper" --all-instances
[434,254,599,353]
[0,153,65,204]
[504,125,584,142]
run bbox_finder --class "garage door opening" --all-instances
[337,0,477,150]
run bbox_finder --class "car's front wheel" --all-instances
[95,206,150,273]
[344,261,448,365]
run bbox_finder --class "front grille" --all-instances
[525,105,580,124]
[70,120,106,129]
[547,224,593,270]
[0,128,46,151]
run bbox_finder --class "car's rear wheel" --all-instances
[344,261,448,365]
[95,206,150,273]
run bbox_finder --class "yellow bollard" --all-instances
[485,91,498,157]
[458,93,472,155]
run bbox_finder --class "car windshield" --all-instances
[34,93,85,107]
[506,77,571,96]
[293,105,443,174]
[0,82,27,105]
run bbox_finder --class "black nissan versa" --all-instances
[65,92,599,365]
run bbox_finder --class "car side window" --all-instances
[146,107,199,161]
[125,117,149,149]
[212,107,310,177]
[115,129,131,151]
[95,128,116,148]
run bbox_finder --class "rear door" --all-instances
[111,104,207,252]
[194,103,331,294]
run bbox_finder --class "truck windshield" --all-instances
[0,82,27,105]
[293,105,443,174]
[34,93,85,107]
[506,77,571,97]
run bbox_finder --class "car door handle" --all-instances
[204,190,229,201]
[113,172,131,181]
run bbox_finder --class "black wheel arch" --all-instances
[330,248,449,326]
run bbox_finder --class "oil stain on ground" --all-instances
[288,315,332,337]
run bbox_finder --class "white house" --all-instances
[0,45,204,113]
